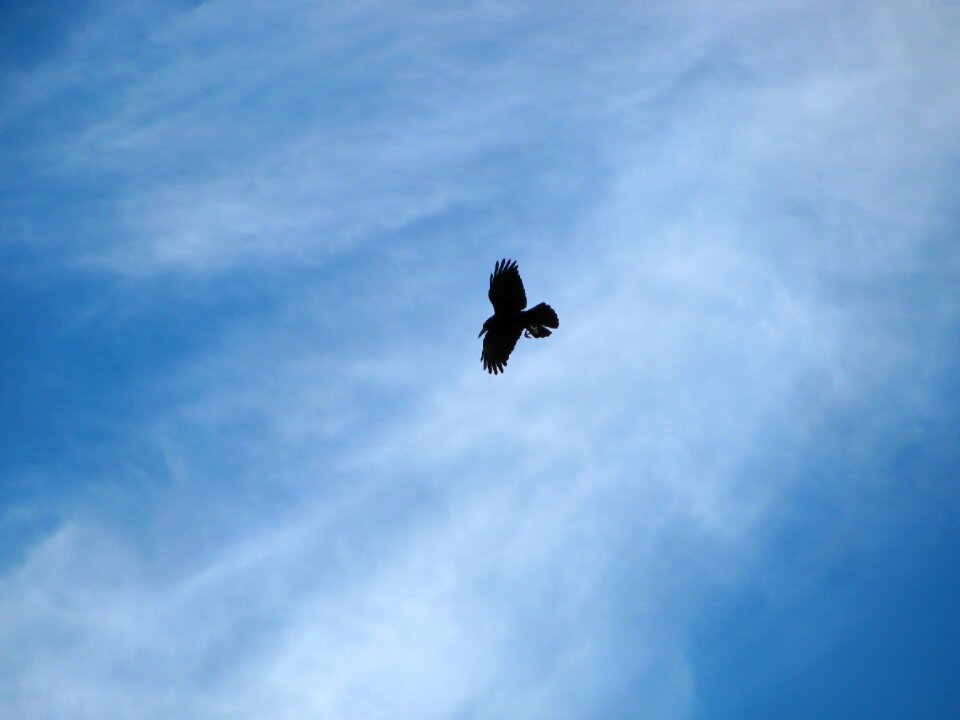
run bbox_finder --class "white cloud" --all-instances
[2,0,958,717]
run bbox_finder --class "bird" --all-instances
[479,258,559,374]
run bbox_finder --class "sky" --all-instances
[1,0,959,717]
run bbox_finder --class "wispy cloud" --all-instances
[1,0,958,718]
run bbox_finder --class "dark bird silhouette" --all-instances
[479,259,559,374]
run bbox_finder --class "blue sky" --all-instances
[2,0,959,717]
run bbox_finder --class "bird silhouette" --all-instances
[479,259,559,374]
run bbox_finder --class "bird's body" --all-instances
[479,259,558,374]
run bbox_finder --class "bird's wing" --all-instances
[481,325,523,375]
[488,258,527,313]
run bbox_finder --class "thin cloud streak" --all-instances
[1,0,958,718]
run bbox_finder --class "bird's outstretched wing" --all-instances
[488,259,527,314]
[481,325,523,375]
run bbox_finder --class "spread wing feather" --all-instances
[488,258,527,314]
[481,325,523,375]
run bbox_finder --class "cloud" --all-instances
[1,0,958,718]
[4,1,621,274]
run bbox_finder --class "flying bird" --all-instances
[479,258,559,374]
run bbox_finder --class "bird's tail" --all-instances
[525,303,559,338]
[529,303,559,328]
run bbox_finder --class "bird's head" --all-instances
[478,318,491,338]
